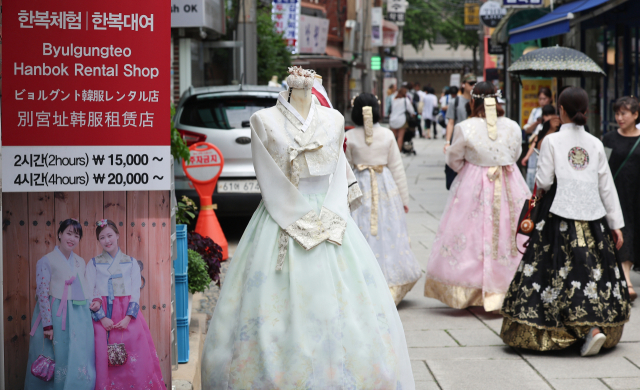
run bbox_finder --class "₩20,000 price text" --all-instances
[13,171,158,187]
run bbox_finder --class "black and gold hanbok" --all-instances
[500,123,631,351]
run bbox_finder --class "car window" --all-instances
[180,95,276,129]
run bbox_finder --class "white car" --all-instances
[174,85,283,216]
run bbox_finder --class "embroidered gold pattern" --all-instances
[319,207,347,246]
[487,165,518,259]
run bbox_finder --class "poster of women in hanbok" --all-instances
[1,1,173,388]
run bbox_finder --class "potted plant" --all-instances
[187,249,212,323]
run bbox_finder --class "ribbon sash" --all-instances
[487,166,518,259]
[356,165,385,236]
[54,276,76,331]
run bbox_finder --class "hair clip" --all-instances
[96,219,108,227]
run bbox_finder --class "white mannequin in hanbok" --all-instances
[200,67,414,389]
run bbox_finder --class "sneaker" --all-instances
[581,328,606,357]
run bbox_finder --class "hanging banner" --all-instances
[480,1,507,28]
[520,77,553,127]
[3,1,171,192]
[464,0,481,30]
[272,0,300,53]
[371,7,383,47]
[299,15,329,54]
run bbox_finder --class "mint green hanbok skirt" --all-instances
[24,298,96,390]
[201,193,414,389]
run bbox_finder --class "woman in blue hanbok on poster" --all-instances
[24,219,96,389]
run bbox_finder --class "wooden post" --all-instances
[103,191,128,250]
[27,193,55,312]
[78,192,104,261]
[126,191,150,320]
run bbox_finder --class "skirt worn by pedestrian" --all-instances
[501,122,630,351]
[425,117,530,311]
[346,123,422,305]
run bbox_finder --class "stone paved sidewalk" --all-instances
[196,135,640,390]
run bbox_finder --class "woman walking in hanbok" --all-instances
[24,219,96,389]
[86,219,164,389]
[501,87,630,356]
[346,93,422,305]
[424,82,530,311]
[201,67,414,389]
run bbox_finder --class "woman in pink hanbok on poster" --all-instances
[424,82,531,311]
[86,219,164,389]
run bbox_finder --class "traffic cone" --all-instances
[195,195,228,260]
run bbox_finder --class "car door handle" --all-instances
[241,120,251,128]
[235,136,251,145]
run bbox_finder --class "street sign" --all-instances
[503,0,543,7]
[487,38,505,55]
[480,1,507,28]
[387,12,405,26]
[182,142,229,260]
[383,56,398,72]
[386,0,407,14]
[371,7,383,47]
[272,0,300,53]
[464,1,480,30]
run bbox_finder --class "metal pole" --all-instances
[396,26,403,86]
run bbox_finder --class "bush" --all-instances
[187,249,212,294]
[176,195,198,225]
[188,232,222,287]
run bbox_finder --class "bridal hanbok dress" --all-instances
[201,91,414,389]
[424,116,530,311]
[346,123,422,305]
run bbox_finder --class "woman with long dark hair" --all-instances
[603,96,640,301]
[501,87,630,357]
[424,82,530,311]
[346,93,422,305]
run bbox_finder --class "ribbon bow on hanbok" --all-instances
[487,165,518,259]
[288,141,323,188]
[355,164,385,236]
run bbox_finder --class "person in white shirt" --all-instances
[501,87,630,357]
[389,87,416,150]
[346,93,422,305]
[420,86,439,139]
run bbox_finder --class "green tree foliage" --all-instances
[403,0,480,68]
[188,249,212,294]
[171,103,190,162]
[256,6,291,85]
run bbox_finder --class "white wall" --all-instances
[403,43,474,61]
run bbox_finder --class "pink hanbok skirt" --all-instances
[93,296,164,389]
[424,162,531,311]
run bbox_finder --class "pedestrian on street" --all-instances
[444,74,476,190]
[389,87,416,151]
[412,82,424,138]
[420,86,439,139]
[501,87,630,357]
[519,87,554,176]
[346,93,423,305]
[437,86,452,130]
[603,96,640,302]
[522,104,561,191]
[385,83,397,119]
[424,82,530,311]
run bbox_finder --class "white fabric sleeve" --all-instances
[535,136,555,192]
[84,258,101,300]
[129,257,141,305]
[387,133,410,206]
[445,124,466,172]
[250,113,327,249]
[512,121,523,162]
[597,144,625,229]
[525,107,539,129]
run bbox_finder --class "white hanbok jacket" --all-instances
[536,123,624,229]
[250,91,362,266]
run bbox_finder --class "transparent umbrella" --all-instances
[508,45,605,78]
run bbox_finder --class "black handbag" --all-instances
[404,99,419,128]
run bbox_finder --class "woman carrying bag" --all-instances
[389,87,416,150]
[501,87,630,357]
[603,96,640,301]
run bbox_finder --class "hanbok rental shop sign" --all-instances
[2,0,171,192]
[2,1,174,389]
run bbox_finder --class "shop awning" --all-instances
[508,0,610,44]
